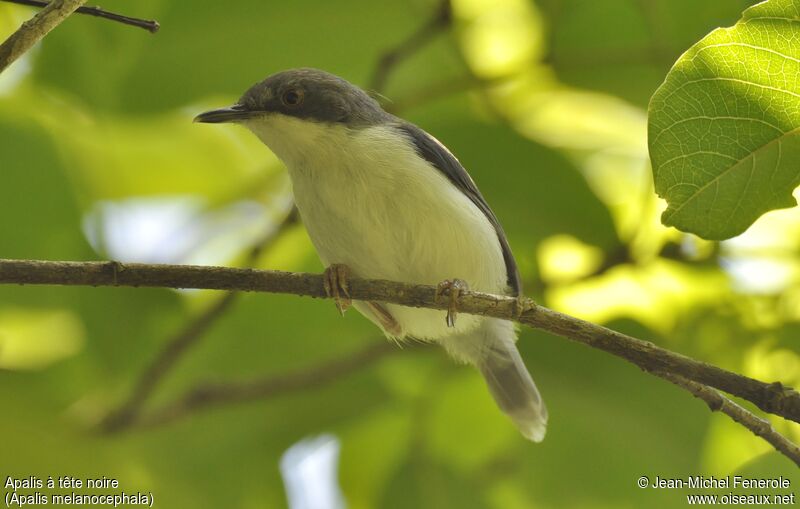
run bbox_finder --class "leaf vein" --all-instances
[743,16,800,24]
[662,128,800,223]
[653,116,784,146]
[692,42,800,65]
[662,77,800,105]
[660,150,739,168]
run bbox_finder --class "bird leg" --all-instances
[435,278,468,328]
[323,263,352,315]
[365,301,403,337]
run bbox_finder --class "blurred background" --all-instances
[0,0,798,507]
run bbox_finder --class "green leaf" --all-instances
[649,0,800,240]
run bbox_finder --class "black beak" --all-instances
[193,104,252,123]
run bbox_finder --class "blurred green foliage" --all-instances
[0,0,798,508]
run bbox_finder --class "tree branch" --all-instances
[385,73,503,115]
[658,372,800,467]
[368,0,453,93]
[100,209,299,432]
[1,0,159,32]
[124,341,398,430]
[0,0,86,73]
[100,291,239,432]
[2,258,799,426]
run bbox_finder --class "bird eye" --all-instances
[282,89,304,107]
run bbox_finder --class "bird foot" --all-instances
[435,278,468,328]
[514,296,536,318]
[323,264,352,315]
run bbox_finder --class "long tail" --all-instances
[441,318,548,442]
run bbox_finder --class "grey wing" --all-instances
[395,122,522,296]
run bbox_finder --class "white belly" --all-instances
[247,117,508,340]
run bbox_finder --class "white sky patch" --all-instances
[0,4,36,95]
[719,256,794,295]
[0,51,32,96]
[280,434,346,509]
[82,195,280,265]
[720,191,800,295]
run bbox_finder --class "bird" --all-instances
[195,68,548,441]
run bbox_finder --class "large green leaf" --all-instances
[649,0,800,240]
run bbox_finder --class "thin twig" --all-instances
[100,209,299,432]
[386,74,507,114]
[1,0,159,32]
[658,372,800,467]
[368,0,453,93]
[130,341,398,430]
[100,291,239,432]
[2,258,799,426]
[0,0,86,73]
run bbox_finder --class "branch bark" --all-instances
[0,0,86,73]
[1,0,159,32]
[659,372,800,467]
[2,258,799,425]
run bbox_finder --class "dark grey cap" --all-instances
[195,68,389,127]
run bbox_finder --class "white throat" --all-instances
[242,113,350,174]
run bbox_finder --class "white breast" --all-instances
[244,114,509,340]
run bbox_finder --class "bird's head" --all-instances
[195,68,389,163]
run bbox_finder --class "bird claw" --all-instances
[514,296,536,318]
[513,296,526,319]
[323,264,352,315]
[435,278,468,328]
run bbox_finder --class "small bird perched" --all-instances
[195,68,547,441]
